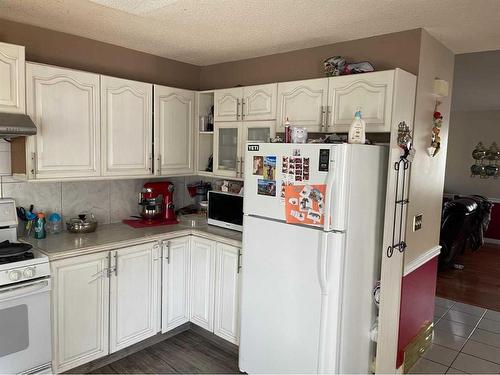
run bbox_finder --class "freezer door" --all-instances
[239,215,345,374]
[243,143,349,231]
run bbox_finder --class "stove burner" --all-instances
[0,241,33,257]
[0,251,35,264]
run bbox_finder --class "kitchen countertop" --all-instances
[22,222,242,261]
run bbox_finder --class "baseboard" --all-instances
[64,323,190,374]
[485,238,500,245]
[189,323,239,356]
[403,246,441,276]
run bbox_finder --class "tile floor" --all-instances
[409,297,500,374]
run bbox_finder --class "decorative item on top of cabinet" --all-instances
[154,85,195,176]
[328,70,394,133]
[214,84,277,122]
[51,252,110,373]
[161,237,190,333]
[189,236,216,331]
[101,76,153,176]
[26,63,101,179]
[214,242,241,345]
[109,242,161,353]
[0,41,25,114]
[276,78,329,132]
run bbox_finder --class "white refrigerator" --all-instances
[240,143,388,374]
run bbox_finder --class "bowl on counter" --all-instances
[66,214,98,234]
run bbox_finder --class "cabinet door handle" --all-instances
[326,106,332,130]
[148,153,152,172]
[164,241,171,264]
[237,249,242,274]
[237,98,241,120]
[320,106,326,132]
[240,158,244,178]
[241,99,245,119]
[31,152,37,177]
[157,155,161,175]
[113,252,118,276]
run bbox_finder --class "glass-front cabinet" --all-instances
[214,122,242,178]
[214,121,275,179]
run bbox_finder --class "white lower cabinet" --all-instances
[214,243,241,344]
[189,236,216,331]
[51,242,161,373]
[161,237,191,332]
[51,252,110,373]
[109,243,161,353]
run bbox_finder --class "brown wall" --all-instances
[199,29,422,90]
[0,18,200,90]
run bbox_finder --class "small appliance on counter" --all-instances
[0,198,52,374]
[207,191,243,232]
[123,181,178,228]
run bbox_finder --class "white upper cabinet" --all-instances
[101,76,153,176]
[277,78,329,132]
[215,85,277,122]
[154,85,195,176]
[26,63,100,179]
[162,237,191,333]
[214,87,243,122]
[242,83,277,121]
[109,242,161,353]
[213,122,242,179]
[0,41,25,114]
[189,237,216,331]
[328,70,395,132]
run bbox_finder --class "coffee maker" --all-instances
[123,181,178,227]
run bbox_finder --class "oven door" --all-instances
[0,278,52,374]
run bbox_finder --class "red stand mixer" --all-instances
[123,181,178,228]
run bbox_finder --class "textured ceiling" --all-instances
[1,0,500,66]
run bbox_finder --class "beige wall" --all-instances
[445,110,500,198]
[0,18,200,90]
[199,29,422,90]
[444,50,500,199]
[404,30,455,267]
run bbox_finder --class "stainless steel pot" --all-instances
[66,214,98,233]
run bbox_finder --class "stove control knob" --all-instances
[23,267,36,278]
[8,270,22,281]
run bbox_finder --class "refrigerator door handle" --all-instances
[317,231,330,295]
[323,163,336,231]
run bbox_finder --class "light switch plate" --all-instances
[413,214,423,231]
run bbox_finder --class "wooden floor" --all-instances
[88,330,240,374]
[436,243,500,312]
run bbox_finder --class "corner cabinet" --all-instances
[189,236,216,331]
[214,84,277,122]
[0,41,25,114]
[154,85,195,176]
[51,252,110,373]
[109,243,161,353]
[26,63,100,179]
[101,76,153,176]
[161,237,191,333]
[328,70,395,132]
[214,243,241,345]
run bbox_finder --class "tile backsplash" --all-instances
[0,176,215,224]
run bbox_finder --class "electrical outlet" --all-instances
[413,214,423,231]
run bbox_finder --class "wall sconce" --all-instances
[471,142,499,179]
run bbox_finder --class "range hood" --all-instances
[0,112,37,138]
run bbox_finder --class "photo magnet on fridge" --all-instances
[263,156,276,181]
[253,156,263,175]
[257,179,276,196]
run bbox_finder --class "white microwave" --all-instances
[207,191,243,232]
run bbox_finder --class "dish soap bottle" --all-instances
[34,212,46,239]
[348,107,366,144]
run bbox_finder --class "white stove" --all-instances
[0,198,52,374]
